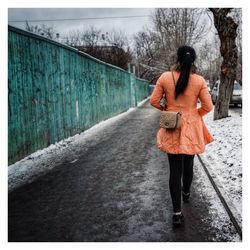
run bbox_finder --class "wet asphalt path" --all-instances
[8,99,238,242]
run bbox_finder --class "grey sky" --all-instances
[8,8,155,40]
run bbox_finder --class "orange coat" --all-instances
[150,71,214,155]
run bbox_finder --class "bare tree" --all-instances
[153,8,208,63]
[106,29,129,49]
[65,30,82,46]
[134,8,209,83]
[195,34,221,87]
[65,26,101,47]
[25,21,57,40]
[81,26,102,47]
[134,28,162,81]
[231,9,242,83]
[209,8,239,120]
[65,26,133,71]
[134,29,158,61]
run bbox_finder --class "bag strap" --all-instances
[171,71,176,86]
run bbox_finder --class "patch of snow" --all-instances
[201,108,242,222]
[194,156,241,241]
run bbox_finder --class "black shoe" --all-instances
[182,191,190,203]
[172,213,184,227]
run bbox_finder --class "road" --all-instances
[8,99,239,242]
[229,105,242,116]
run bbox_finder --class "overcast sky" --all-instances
[8,8,155,41]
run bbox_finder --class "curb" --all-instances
[197,154,242,240]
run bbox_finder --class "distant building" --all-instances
[74,45,132,71]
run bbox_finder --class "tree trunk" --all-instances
[209,8,238,120]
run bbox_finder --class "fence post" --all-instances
[128,63,131,73]
[129,64,137,107]
[132,65,137,106]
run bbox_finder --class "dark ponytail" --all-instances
[174,46,196,99]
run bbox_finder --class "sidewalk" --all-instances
[8,99,240,242]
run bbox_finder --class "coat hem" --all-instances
[156,140,214,155]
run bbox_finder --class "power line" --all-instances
[9,15,151,23]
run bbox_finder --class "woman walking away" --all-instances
[150,45,214,227]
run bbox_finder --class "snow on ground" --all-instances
[200,107,242,223]
[8,98,150,192]
[194,156,241,242]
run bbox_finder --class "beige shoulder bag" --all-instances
[159,71,182,130]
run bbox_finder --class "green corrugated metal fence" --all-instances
[136,78,150,105]
[8,25,150,165]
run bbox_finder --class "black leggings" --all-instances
[167,153,195,213]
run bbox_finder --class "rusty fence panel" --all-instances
[8,25,150,165]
